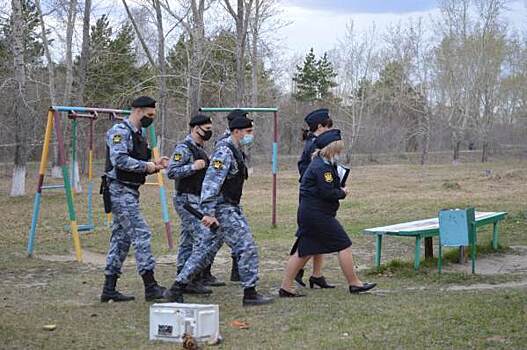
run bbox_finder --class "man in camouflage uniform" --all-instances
[213,109,249,282]
[101,96,168,303]
[165,115,273,306]
[166,114,224,294]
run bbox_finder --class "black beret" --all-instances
[131,96,156,108]
[189,114,212,127]
[315,129,341,149]
[305,108,329,128]
[229,116,253,130]
[227,109,248,122]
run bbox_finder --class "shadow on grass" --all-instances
[363,242,514,286]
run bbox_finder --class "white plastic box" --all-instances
[149,303,220,344]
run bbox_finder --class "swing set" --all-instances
[26,106,173,262]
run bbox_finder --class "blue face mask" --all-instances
[240,134,254,146]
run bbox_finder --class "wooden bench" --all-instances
[362,211,507,271]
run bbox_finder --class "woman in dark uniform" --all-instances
[294,108,335,289]
[280,129,376,297]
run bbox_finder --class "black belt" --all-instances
[109,178,140,191]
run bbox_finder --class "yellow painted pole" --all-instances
[88,150,93,181]
[70,221,82,261]
[151,147,164,186]
[39,111,54,176]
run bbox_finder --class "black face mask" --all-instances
[141,116,154,128]
[198,126,213,141]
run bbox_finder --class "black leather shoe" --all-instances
[309,276,335,289]
[164,282,185,302]
[349,283,377,294]
[294,268,306,287]
[242,287,274,306]
[278,288,306,298]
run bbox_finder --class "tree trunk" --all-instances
[64,0,82,191]
[64,0,78,104]
[481,141,489,162]
[453,139,461,162]
[189,0,205,117]
[154,0,167,154]
[35,0,62,178]
[225,0,253,106]
[77,0,92,104]
[420,116,430,166]
[250,0,259,107]
[9,0,29,197]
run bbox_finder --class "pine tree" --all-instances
[83,17,144,106]
[0,0,44,65]
[293,48,337,102]
[316,52,337,100]
[293,48,319,102]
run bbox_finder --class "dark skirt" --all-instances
[291,202,352,257]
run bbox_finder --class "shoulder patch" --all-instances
[323,172,333,183]
[173,153,183,161]
[112,134,123,144]
[212,159,223,170]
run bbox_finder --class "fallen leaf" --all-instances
[230,320,250,329]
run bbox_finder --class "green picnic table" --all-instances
[362,211,507,271]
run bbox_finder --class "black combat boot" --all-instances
[100,275,135,302]
[164,281,185,303]
[183,276,213,295]
[141,270,166,301]
[242,287,274,306]
[201,264,226,287]
[230,255,240,282]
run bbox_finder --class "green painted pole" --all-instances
[375,234,382,271]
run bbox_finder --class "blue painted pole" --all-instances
[27,193,42,256]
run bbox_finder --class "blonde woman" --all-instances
[279,129,376,297]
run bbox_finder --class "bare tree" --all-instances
[333,22,378,157]
[436,0,473,162]
[247,0,282,107]
[472,0,508,162]
[122,0,168,153]
[161,0,209,116]
[77,0,92,104]
[35,0,65,179]
[224,0,253,105]
[9,0,30,196]
[63,0,78,104]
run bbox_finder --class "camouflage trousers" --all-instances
[104,181,156,276]
[176,204,259,289]
[173,193,203,272]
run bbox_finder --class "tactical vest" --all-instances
[177,140,210,195]
[220,142,248,205]
[105,122,151,186]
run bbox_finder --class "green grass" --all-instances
[1,160,527,349]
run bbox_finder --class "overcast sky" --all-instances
[277,0,527,56]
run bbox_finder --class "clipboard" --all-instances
[336,165,350,187]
